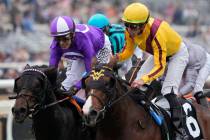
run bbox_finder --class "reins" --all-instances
[105,78,138,108]
[86,65,138,110]
[10,68,78,118]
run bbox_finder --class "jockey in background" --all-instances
[49,16,112,93]
[112,2,189,130]
[87,13,143,78]
[179,41,210,107]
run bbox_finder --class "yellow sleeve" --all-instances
[117,31,135,61]
[141,36,167,83]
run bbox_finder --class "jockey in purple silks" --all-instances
[49,16,112,95]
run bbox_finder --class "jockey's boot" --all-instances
[194,91,209,108]
[164,93,184,130]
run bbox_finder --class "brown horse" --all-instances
[82,59,210,140]
[82,60,165,140]
[10,65,94,140]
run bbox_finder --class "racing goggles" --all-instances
[124,22,146,30]
[55,34,73,42]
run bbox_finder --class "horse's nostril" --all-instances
[89,109,98,117]
[12,107,27,115]
[20,107,27,114]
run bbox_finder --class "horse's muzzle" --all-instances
[84,108,104,127]
[12,106,28,123]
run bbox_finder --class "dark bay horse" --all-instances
[82,59,210,140]
[10,65,94,140]
[82,60,163,140]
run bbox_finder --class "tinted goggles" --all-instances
[54,33,73,42]
[124,22,145,30]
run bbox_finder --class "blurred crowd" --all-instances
[0,0,210,80]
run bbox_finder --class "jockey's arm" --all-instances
[141,38,167,84]
[49,40,62,68]
[117,32,135,61]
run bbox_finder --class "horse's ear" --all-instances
[44,66,58,86]
[91,57,99,68]
[24,64,30,69]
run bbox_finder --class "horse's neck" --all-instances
[39,90,70,119]
[98,96,144,136]
[32,92,76,139]
[98,88,160,140]
[33,92,62,124]
[45,91,57,105]
[112,96,146,122]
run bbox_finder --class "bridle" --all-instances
[83,64,134,120]
[10,68,69,119]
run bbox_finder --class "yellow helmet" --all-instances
[122,3,150,24]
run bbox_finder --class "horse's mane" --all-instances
[30,65,49,69]
[24,64,60,90]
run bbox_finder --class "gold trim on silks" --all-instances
[90,69,105,80]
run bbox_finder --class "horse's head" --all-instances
[11,64,57,123]
[82,58,121,126]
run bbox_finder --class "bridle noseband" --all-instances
[84,65,132,118]
[11,68,55,118]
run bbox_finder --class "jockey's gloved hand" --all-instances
[68,85,79,96]
[53,86,67,96]
[60,85,67,91]
[57,85,78,96]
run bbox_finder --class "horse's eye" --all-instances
[105,83,111,89]
[106,79,115,89]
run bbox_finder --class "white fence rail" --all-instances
[0,62,47,89]
[0,77,210,89]
[0,80,14,89]
[0,100,15,140]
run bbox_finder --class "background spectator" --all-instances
[0,0,210,81]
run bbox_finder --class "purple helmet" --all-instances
[50,16,75,37]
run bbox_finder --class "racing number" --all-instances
[182,103,200,138]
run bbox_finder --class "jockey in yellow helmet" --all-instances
[114,2,190,133]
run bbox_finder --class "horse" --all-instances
[10,64,94,140]
[81,59,210,140]
[82,59,164,140]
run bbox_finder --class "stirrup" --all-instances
[194,92,209,107]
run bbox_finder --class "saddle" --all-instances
[153,96,204,140]
[129,91,174,140]
[129,90,204,140]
